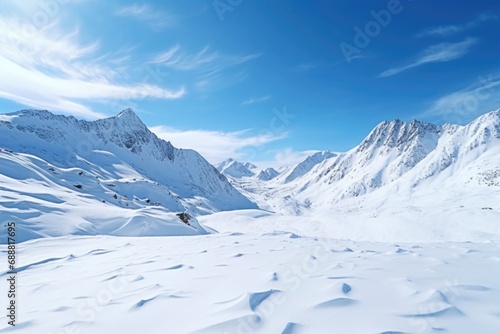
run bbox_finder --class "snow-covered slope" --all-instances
[0,109,256,242]
[283,150,337,183]
[216,158,257,178]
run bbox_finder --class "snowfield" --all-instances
[2,233,499,334]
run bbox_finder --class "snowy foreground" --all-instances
[3,224,500,334]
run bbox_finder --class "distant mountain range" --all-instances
[215,158,258,178]
[221,111,500,223]
[1,108,499,242]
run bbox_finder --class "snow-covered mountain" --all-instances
[215,158,257,178]
[0,109,256,242]
[257,167,279,181]
[227,111,500,228]
[216,158,282,182]
[299,111,500,202]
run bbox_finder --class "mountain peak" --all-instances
[116,108,142,121]
[117,108,137,117]
[107,108,147,130]
[257,167,279,181]
[360,117,441,152]
[216,158,256,178]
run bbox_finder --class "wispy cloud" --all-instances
[150,45,260,91]
[242,96,271,105]
[379,38,477,78]
[424,73,500,121]
[150,45,260,71]
[150,45,220,70]
[150,126,287,163]
[417,13,499,37]
[0,15,185,119]
[115,4,175,30]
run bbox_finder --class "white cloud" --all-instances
[150,45,220,70]
[150,45,260,71]
[242,96,271,105]
[379,38,477,78]
[0,15,185,119]
[150,44,181,65]
[149,45,260,91]
[252,148,321,169]
[417,13,499,37]
[115,4,175,30]
[424,74,500,121]
[418,25,466,37]
[150,126,287,164]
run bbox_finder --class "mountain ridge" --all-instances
[0,108,256,242]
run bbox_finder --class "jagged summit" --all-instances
[115,108,143,123]
[99,108,150,133]
[257,167,279,181]
[300,109,500,202]
[117,107,136,117]
[357,118,442,156]
[6,109,78,122]
[216,158,257,178]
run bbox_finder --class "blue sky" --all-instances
[1,0,499,167]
